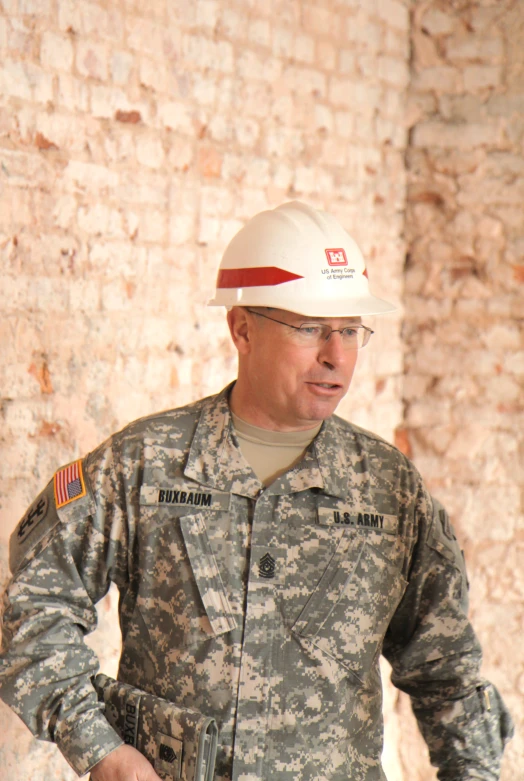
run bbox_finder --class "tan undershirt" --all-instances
[231,412,321,486]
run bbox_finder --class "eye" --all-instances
[298,324,324,337]
[341,327,359,337]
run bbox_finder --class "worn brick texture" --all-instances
[401,1,524,779]
[0,0,409,778]
[0,0,521,779]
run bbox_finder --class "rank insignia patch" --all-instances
[258,552,276,579]
[54,460,86,509]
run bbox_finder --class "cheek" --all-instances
[346,355,358,382]
[251,343,292,389]
[274,348,310,383]
[259,353,304,400]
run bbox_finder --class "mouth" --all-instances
[306,381,343,394]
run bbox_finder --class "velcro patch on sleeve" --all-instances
[10,482,60,573]
[54,459,86,509]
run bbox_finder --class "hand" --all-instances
[89,744,163,781]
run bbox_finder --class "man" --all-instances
[0,202,513,780]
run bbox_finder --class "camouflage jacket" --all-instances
[0,386,513,780]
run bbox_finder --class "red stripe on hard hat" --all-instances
[217,267,304,288]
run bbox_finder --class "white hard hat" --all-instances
[208,201,396,317]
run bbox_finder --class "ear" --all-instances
[227,307,253,355]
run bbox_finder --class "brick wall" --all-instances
[402,2,523,779]
[0,1,410,778]
[2,1,522,779]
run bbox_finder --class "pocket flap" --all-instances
[293,531,365,637]
[179,513,237,636]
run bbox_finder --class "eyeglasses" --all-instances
[245,309,374,350]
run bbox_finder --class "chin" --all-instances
[300,401,339,423]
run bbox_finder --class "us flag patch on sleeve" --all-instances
[54,459,86,509]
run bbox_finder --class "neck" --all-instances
[229,379,322,433]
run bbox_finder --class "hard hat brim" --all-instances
[208,292,397,318]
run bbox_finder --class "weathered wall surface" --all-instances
[2,1,522,779]
[0,0,410,778]
[402,1,524,779]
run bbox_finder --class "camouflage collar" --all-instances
[184,384,262,498]
[184,385,352,501]
[311,415,352,500]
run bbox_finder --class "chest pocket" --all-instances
[291,529,407,682]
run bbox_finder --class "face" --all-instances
[227,307,361,431]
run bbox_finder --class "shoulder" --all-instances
[83,393,221,496]
[9,392,226,572]
[115,394,211,444]
[327,414,427,504]
[331,414,412,465]
[87,392,219,466]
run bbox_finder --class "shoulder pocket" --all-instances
[427,499,463,565]
[10,459,97,574]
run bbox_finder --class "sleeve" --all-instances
[0,442,131,777]
[383,489,514,781]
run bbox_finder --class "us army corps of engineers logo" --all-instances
[325,248,348,266]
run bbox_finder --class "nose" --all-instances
[317,331,348,370]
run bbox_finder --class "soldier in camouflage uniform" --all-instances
[0,203,513,781]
